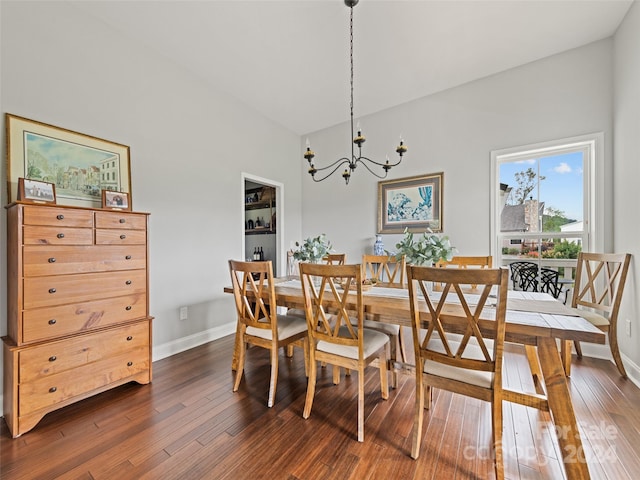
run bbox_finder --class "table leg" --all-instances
[537,337,590,480]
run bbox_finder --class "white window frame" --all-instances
[490,133,604,274]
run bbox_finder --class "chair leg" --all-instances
[389,335,398,389]
[233,337,246,393]
[231,322,242,371]
[411,374,425,459]
[303,339,309,378]
[398,326,408,363]
[286,344,294,357]
[303,353,317,419]
[573,340,583,358]
[357,368,365,442]
[609,329,628,378]
[492,397,505,480]
[379,350,389,400]
[267,346,279,408]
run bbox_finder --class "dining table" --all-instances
[224,277,605,480]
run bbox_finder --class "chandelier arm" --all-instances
[310,158,352,182]
[357,155,403,168]
[354,158,390,179]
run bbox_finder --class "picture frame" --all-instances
[378,172,443,233]
[6,113,131,208]
[102,190,131,211]
[17,178,57,204]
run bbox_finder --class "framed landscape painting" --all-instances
[378,172,443,233]
[5,114,131,208]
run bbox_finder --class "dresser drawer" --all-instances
[19,321,150,382]
[23,245,146,277]
[21,294,147,344]
[23,205,93,228]
[24,270,147,309]
[19,348,150,415]
[95,229,146,245]
[23,225,93,246]
[95,211,146,230]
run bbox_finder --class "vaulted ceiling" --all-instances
[70,0,633,135]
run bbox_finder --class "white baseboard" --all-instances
[152,322,236,362]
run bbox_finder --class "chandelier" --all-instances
[304,0,407,185]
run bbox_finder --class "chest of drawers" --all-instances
[3,203,153,437]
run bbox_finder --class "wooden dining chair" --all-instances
[299,262,389,442]
[323,253,347,265]
[228,259,308,407]
[562,252,631,377]
[407,265,509,479]
[361,254,408,384]
[287,253,347,318]
[362,254,406,286]
[435,255,493,292]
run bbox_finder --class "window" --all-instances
[491,134,602,288]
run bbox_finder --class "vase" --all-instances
[374,235,385,255]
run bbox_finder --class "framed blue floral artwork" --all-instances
[378,172,443,233]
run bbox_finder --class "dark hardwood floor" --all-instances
[2,333,640,480]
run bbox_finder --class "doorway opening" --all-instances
[242,174,284,276]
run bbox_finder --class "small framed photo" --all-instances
[102,190,130,210]
[18,178,57,204]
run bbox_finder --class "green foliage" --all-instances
[542,207,575,232]
[541,240,581,259]
[389,228,455,266]
[292,234,332,263]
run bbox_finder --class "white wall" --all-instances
[303,40,614,262]
[0,0,303,392]
[614,1,640,380]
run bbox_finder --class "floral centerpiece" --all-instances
[292,234,333,263]
[389,228,455,265]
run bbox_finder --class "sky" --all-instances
[499,151,583,222]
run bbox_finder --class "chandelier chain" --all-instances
[350,5,355,164]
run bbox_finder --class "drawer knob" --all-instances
[119,218,126,224]
[126,305,132,311]
[49,387,57,393]
[49,288,57,294]
[125,255,132,260]
[56,214,64,220]
[57,233,65,239]
[126,280,132,285]
[49,356,57,362]
[127,361,133,367]
[48,257,56,263]
[126,336,133,341]
[120,234,127,240]
[48,319,57,325]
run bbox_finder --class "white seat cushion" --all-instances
[317,327,389,360]
[246,314,307,341]
[362,319,400,336]
[570,307,609,327]
[423,337,495,389]
[286,308,306,318]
